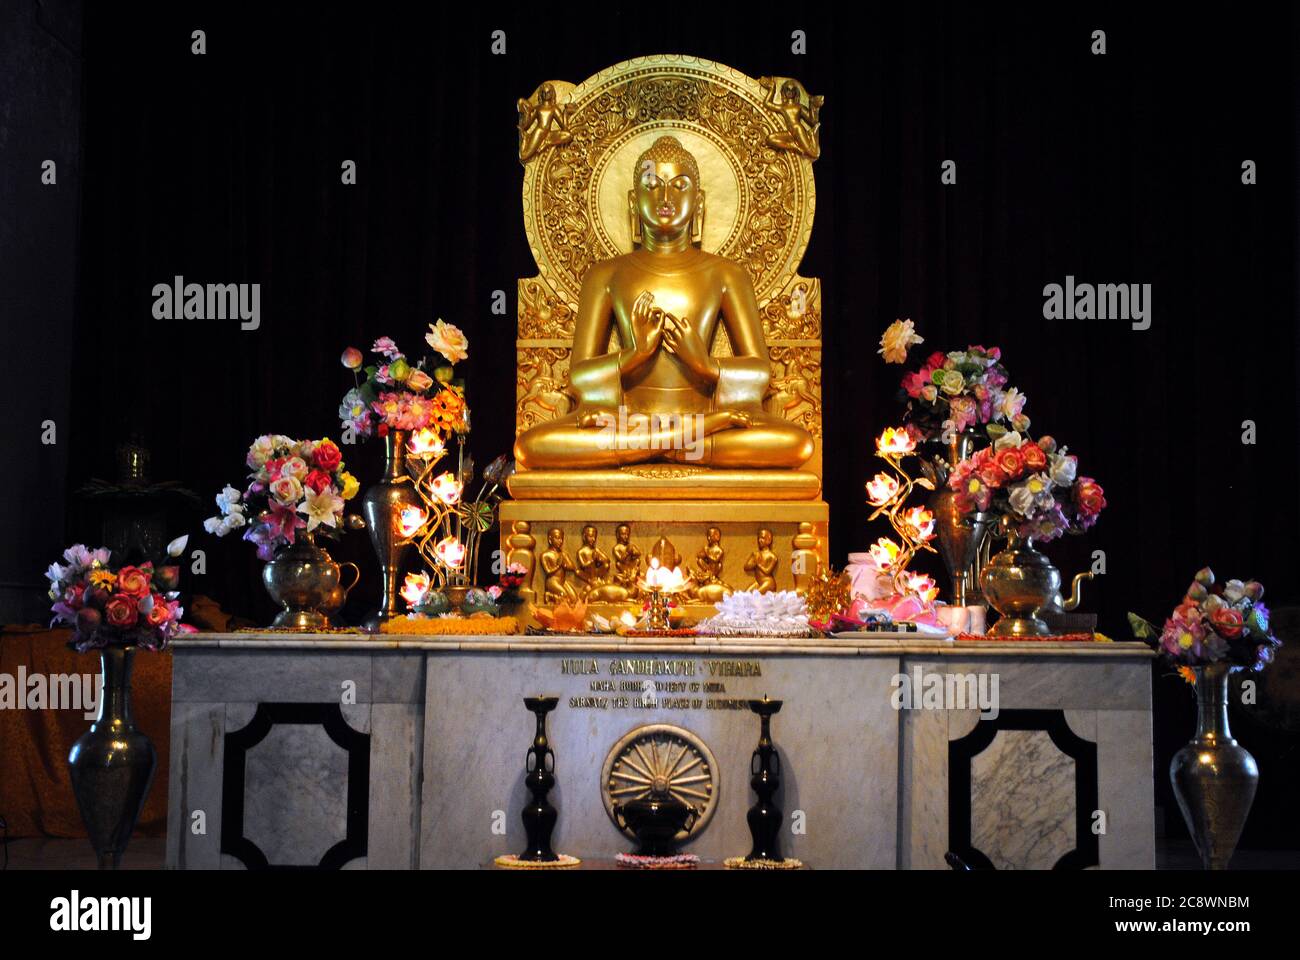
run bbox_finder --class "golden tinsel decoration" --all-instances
[802,566,852,623]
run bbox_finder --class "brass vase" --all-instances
[1170,662,1258,869]
[262,530,346,629]
[360,429,421,630]
[928,428,992,606]
[979,525,1061,637]
[67,646,156,869]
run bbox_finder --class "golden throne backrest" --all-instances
[515,55,824,477]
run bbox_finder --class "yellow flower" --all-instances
[88,569,117,590]
[339,472,360,500]
[426,318,469,364]
[878,318,923,364]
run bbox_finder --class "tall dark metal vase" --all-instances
[928,427,992,606]
[360,429,421,630]
[1170,663,1259,869]
[745,696,784,861]
[67,646,157,869]
[518,696,559,861]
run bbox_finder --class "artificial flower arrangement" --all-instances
[339,320,469,441]
[204,435,359,560]
[1129,568,1280,677]
[947,431,1106,543]
[46,538,195,652]
[879,319,1030,448]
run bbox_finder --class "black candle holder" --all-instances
[518,695,559,861]
[745,696,783,861]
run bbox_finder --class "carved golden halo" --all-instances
[520,54,817,307]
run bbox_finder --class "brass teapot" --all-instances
[262,532,359,630]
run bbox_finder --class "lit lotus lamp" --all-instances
[430,472,462,506]
[904,571,940,604]
[434,536,465,569]
[399,505,428,540]
[876,426,917,456]
[901,506,936,542]
[865,425,939,601]
[865,472,900,506]
[406,428,446,460]
[400,571,432,608]
[639,557,688,631]
[869,537,901,572]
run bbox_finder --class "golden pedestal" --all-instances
[499,494,829,614]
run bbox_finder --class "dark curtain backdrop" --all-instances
[68,3,1299,847]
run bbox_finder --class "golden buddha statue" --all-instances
[513,136,814,471]
[500,57,830,625]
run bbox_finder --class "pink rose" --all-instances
[1075,477,1106,517]
[1209,607,1244,639]
[104,593,139,628]
[116,565,151,598]
[994,447,1025,480]
[145,594,171,627]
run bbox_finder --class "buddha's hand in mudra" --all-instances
[662,311,720,384]
[629,291,665,365]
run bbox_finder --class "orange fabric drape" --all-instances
[0,625,172,838]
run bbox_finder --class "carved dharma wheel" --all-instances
[601,723,720,842]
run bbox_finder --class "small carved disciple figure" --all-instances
[743,528,779,594]
[540,527,580,604]
[506,520,537,601]
[790,521,822,596]
[576,525,628,602]
[763,79,823,160]
[517,82,573,162]
[611,523,642,598]
[693,526,732,604]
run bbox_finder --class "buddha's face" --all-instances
[636,159,697,240]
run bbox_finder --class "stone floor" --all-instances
[2,837,1296,870]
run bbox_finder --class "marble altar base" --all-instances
[166,635,1155,870]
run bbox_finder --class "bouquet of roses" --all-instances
[339,320,470,442]
[947,432,1106,542]
[1129,568,1279,673]
[205,435,359,560]
[878,320,1030,447]
[46,539,194,652]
